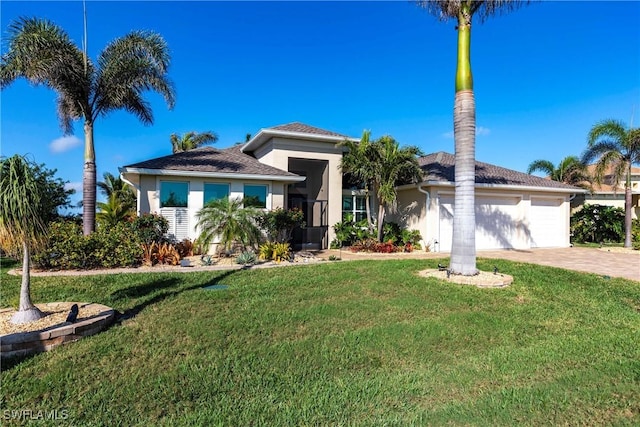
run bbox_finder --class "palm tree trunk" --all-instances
[377,202,385,242]
[83,120,96,235]
[449,5,478,276]
[10,241,44,324]
[624,185,632,248]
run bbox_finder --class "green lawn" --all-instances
[1,258,639,426]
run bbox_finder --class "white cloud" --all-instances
[64,181,83,194]
[442,126,490,139]
[476,126,491,136]
[50,135,82,153]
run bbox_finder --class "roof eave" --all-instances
[119,167,305,183]
[398,181,586,194]
[242,128,358,152]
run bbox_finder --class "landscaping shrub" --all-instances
[257,208,305,243]
[382,222,423,251]
[331,215,374,248]
[132,213,170,245]
[235,251,257,265]
[258,242,291,262]
[33,220,143,269]
[571,204,625,243]
[633,218,640,250]
[175,239,194,258]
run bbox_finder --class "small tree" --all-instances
[257,208,305,243]
[0,155,48,323]
[196,197,262,254]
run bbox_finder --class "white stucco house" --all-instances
[120,122,585,252]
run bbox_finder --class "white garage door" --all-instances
[529,198,565,248]
[438,196,521,252]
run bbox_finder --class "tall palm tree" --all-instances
[527,156,592,189]
[170,131,218,153]
[0,155,47,324]
[582,120,640,248]
[339,130,375,229]
[196,197,263,254]
[417,0,528,275]
[370,136,423,242]
[0,17,175,236]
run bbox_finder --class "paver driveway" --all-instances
[477,247,639,282]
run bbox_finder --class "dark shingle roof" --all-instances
[419,152,582,190]
[122,146,299,177]
[268,122,349,138]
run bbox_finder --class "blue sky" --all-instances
[2,1,639,211]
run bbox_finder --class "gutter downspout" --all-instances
[417,183,434,252]
[119,168,141,215]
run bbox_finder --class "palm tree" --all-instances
[96,194,134,229]
[582,120,640,248]
[370,136,423,242]
[527,156,592,189]
[417,0,528,275]
[170,131,218,153]
[0,155,47,324]
[339,130,375,229]
[0,17,175,236]
[98,171,136,211]
[195,197,263,254]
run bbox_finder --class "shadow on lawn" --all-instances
[113,269,239,323]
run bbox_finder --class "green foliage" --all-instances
[235,251,257,266]
[331,215,375,248]
[98,172,136,215]
[258,242,291,262]
[196,197,262,253]
[257,207,305,243]
[96,194,134,229]
[131,213,170,245]
[571,204,625,243]
[633,219,640,250]
[33,220,143,269]
[30,161,75,223]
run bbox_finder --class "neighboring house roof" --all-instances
[585,164,640,194]
[242,122,357,153]
[417,151,585,192]
[120,146,304,182]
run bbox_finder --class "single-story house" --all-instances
[120,122,585,252]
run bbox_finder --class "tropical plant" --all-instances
[235,251,257,266]
[0,155,48,323]
[96,193,134,228]
[31,162,75,223]
[417,0,529,275]
[581,119,640,248]
[0,17,175,235]
[527,156,592,189]
[339,130,376,228]
[170,131,218,153]
[257,207,305,243]
[196,197,262,254]
[570,204,625,244]
[98,172,136,213]
[370,136,423,241]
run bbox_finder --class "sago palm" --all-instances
[170,131,218,153]
[527,156,592,189]
[582,119,640,248]
[0,155,47,323]
[417,0,528,275]
[0,17,175,235]
[196,197,263,254]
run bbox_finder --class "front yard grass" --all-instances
[1,258,639,425]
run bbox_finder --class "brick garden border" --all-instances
[1,303,115,361]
